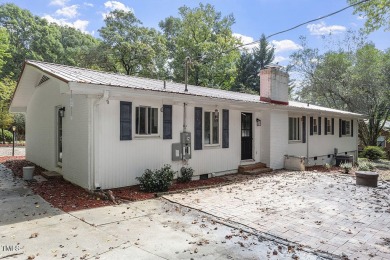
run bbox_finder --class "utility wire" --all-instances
[235,0,371,50]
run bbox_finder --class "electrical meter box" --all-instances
[180,132,191,159]
[172,143,182,161]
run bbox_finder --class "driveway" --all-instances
[164,171,390,259]
[0,146,26,157]
[0,165,320,259]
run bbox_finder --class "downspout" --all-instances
[90,90,110,190]
[183,102,187,133]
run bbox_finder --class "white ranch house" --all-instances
[10,60,362,190]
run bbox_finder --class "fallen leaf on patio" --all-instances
[29,232,38,239]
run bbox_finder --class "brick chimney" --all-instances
[259,65,289,105]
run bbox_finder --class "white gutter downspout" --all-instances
[306,115,309,166]
[183,102,187,133]
[90,90,110,190]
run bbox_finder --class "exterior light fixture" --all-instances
[256,118,261,126]
[214,109,219,121]
[59,107,65,117]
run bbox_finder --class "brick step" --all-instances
[238,162,267,174]
[41,171,63,179]
[242,167,273,175]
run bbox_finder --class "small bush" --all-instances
[136,164,176,192]
[1,130,13,143]
[177,167,194,183]
[357,161,375,171]
[361,146,385,160]
[340,162,352,174]
[324,163,331,170]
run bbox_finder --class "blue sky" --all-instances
[1,0,388,66]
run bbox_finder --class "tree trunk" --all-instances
[1,128,4,144]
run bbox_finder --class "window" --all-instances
[377,136,386,148]
[313,118,318,134]
[135,106,158,135]
[326,118,331,134]
[341,120,351,136]
[204,111,219,145]
[289,117,300,141]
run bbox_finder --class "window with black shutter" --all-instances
[120,101,132,140]
[302,116,306,143]
[310,116,314,135]
[163,105,172,139]
[318,117,322,135]
[222,109,229,148]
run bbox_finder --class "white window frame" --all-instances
[341,120,351,136]
[289,117,301,142]
[135,106,159,136]
[326,118,332,134]
[204,110,220,146]
[313,118,318,134]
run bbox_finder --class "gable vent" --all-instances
[37,75,50,87]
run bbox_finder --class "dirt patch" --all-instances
[305,165,343,173]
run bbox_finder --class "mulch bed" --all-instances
[1,159,233,212]
[305,165,343,173]
[0,156,25,164]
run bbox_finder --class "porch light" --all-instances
[214,109,219,121]
[59,107,65,117]
[256,118,261,126]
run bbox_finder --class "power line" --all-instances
[236,0,371,50]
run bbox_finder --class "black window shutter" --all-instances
[318,117,322,135]
[339,119,342,137]
[331,118,335,135]
[194,107,202,150]
[351,119,354,137]
[162,105,172,139]
[222,109,229,148]
[324,117,328,135]
[302,116,306,143]
[120,101,132,140]
[309,116,313,135]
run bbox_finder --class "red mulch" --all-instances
[0,156,25,164]
[2,159,232,212]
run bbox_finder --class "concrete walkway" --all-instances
[0,146,26,157]
[164,171,390,259]
[0,165,321,259]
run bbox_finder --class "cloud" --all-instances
[49,0,69,6]
[271,40,302,53]
[55,5,79,18]
[43,15,89,33]
[84,2,94,7]
[104,1,132,12]
[232,33,257,50]
[102,1,133,19]
[274,56,288,64]
[307,21,346,36]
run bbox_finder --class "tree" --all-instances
[0,27,10,73]
[349,0,390,32]
[290,37,390,146]
[0,77,15,144]
[234,34,274,93]
[159,4,240,89]
[98,10,168,78]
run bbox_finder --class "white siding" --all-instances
[94,98,262,189]
[26,81,61,171]
[287,115,358,166]
[26,80,89,188]
[61,95,90,188]
[268,111,289,169]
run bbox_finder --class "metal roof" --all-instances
[24,60,362,117]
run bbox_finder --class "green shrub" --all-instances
[361,146,385,160]
[357,161,375,171]
[136,164,176,192]
[177,167,194,183]
[340,162,353,174]
[324,163,331,170]
[1,130,13,143]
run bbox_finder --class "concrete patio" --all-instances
[164,171,390,259]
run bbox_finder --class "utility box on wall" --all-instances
[181,132,191,159]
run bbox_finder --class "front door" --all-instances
[241,113,252,160]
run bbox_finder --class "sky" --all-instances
[1,0,389,66]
